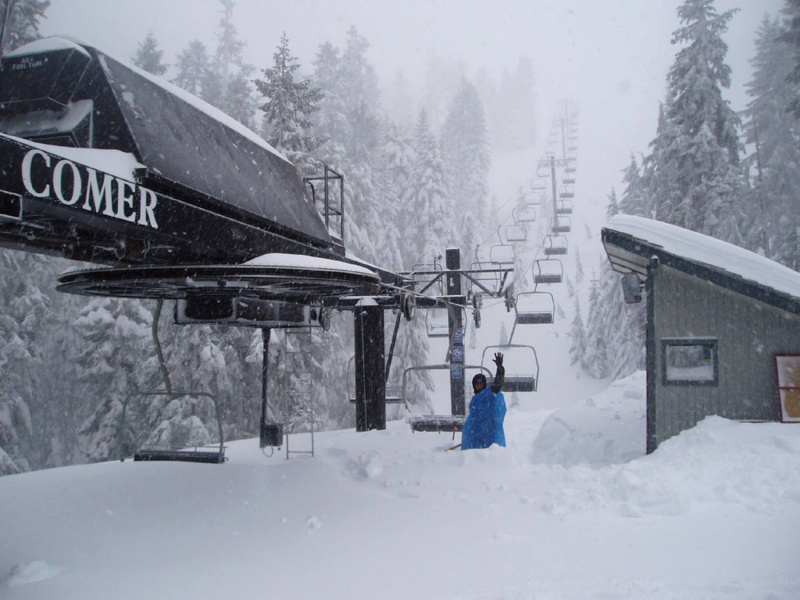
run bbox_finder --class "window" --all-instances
[661,338,718,386]
[775,355,800,423]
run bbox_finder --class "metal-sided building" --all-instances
[602,215,800,453]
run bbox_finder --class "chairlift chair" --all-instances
[506,224,528,243]
[530,180,546,192]
[544,234,568,256]
[130,390,226,464]
[514,291,555,325]
[563,176,576,185]
[514,205,536,223]
[552,215,571,234]
[490,244,516,265]
[410,262,444,297]
[466,260,500,295]
[565,165,576,174]
[532,259,564,284]
[481,345,539,393]
[403,364,492,432]
[556,199,573,215]
[559,185,575,199]
[426,306,451,338]
[347,355,406,404]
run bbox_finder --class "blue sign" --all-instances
[452,346,464,363]
[454,327,464,344]
[452,367,463,380]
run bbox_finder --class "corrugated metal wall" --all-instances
[650,265,800,448]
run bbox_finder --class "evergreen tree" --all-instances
[225,65,258,130]
[642,104,680,223]
[312,41,348,167]
[132,31,168,76]
[308,31,414,425]
[781,0,800,118]
[618,155,648,216]
[575,248,585,285]
[441,77,491,260]
[420,51,464,131]
[606,187,620,220]
[207,0,256,127]
[256,32,323,159]
[568,295,587,367]
[745,14,800,269]
[173,39,211,97]
[656,0,746,244]
[410,110,453,263]
[582,273,609,378]
[1,0,48,54]
[75,298,155,462]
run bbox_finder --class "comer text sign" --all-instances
[20,148,159,229]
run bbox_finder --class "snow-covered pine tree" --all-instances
[410,109,453,263]
[312,41,347,167]
[255,32,323,162]
[205,0,256,128]
[641,104,680,223]
[0,250,86,472]
[590,260,646,380]
[606,187,620,220]
[420,51,464,132]
[574,247,584,285]
[744,14,800,270]
[173,39,211,97]
[618,155,648,217]
[0,0,48,54]
[441,77,491,261]
[582,270,609,379]
[780,0,800,118]
[75,298,155,462]
[132,30,168,76]
[568,295,586,367]
[657,0,747,244]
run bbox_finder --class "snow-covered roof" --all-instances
[602,215,800,313]
[3,36,91,58]
[2,132,143,181]
[0,37,333,251]
[243,253,378,278]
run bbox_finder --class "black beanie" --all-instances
[472,373,487,390]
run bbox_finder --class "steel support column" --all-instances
[259,327,283,447]
[446,248,466,416]
[354,302,386,431]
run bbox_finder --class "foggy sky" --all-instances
[40,0,783,204]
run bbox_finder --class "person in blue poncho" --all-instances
[461,352,506,450]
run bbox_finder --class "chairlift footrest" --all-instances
[409,415,464,433]
[133,449,226,464]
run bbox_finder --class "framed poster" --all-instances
[775,355,800,423]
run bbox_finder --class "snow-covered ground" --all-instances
[2,370,800,599]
